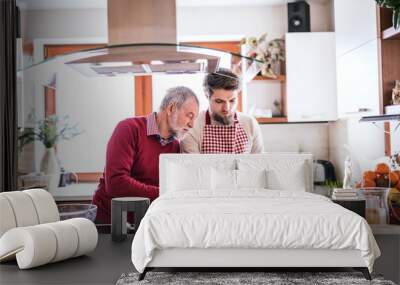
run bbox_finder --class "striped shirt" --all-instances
[146,112,176,146]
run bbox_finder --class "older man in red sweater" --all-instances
[93,86,199,224]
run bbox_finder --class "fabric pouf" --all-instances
[0,189,98,269]
[0,218,98,269]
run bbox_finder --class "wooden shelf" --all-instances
[252,75,286,82]
[382,26,400,40]
[250,75,287,124]
[256,117,288,123]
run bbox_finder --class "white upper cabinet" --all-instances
[334,0,378,57]
[334,0,381,117]
[286,32,337,122]
[336,39,381,117]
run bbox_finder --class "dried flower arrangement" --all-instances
[241,33,285,79]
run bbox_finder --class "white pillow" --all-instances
[267,161,307,191]
[211,168,268,190]
[236,169,268,189]
[167,162,212,191]
[237,158,309,191]
[211,168,236,190]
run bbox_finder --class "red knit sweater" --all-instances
[92,117,180,224]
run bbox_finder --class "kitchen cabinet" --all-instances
[285,32,337,122]
[335,2,400,117]
[334,2,400,155]
[334,0,378,57]
[336,39,381,117]
[334,0,381,118]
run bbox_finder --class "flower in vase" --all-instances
[18,115,83,150]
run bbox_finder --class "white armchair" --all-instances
[0,189,98,269]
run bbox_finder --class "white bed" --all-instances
[131,153,380,280]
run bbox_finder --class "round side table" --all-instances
[111,197,150,242]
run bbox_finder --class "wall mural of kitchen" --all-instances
[3,0,400,284]
[16,0,400,223]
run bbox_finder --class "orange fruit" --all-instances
[389,172,399,187]
[363,178,376,188]
[363,171,377,181]
[375,163,390,174]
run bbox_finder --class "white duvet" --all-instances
[131,190,380,273]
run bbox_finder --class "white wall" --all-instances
[21,48,135,174]
[21,2,333,40]
[55,63,134,173]
[391,122,400,156]
[177,2,333,41]
[23,9,107,40]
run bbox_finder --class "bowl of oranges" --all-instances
[355,163,400,225]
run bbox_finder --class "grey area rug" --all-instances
[116,272,396,285]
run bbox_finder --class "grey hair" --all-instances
[159,86,199,111]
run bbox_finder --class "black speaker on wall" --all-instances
[288,1,310,32]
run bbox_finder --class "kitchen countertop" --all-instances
[51,183,97,201]
[0,234,134,285]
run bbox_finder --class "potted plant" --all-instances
[324,180,344,197]
[18,115,82,191]
[375,0,400,30]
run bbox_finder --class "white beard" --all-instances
[168,112,184,139]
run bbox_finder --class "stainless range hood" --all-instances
[66,43,227,77]
[64,0,262,78]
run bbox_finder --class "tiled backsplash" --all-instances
[259,123,329,160]
[261,119,391,185]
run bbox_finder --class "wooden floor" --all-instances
[0,234,134,285]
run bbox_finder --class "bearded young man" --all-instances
[93,86,199,224]
[181,69,263,154]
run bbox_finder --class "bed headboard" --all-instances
[159,153,313,195]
